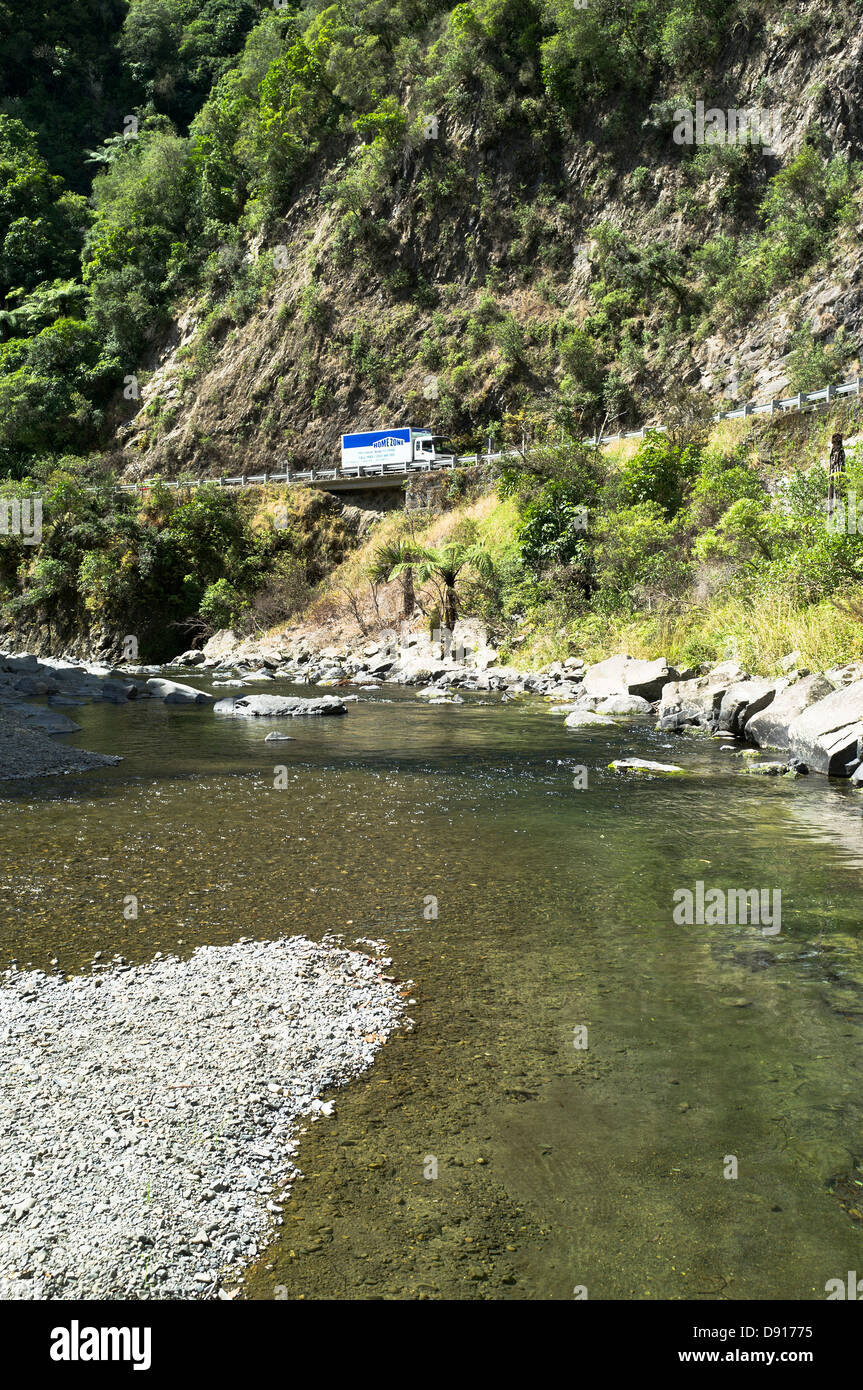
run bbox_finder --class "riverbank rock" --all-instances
[214,694,347,717]
[745,674,834,751]
[717,678,781,736]
[593,694,653,716]
[580,654,679,703]
[657,662,746,732]
[785,681,863,775]
[202,629,240,661]
[169,649,206,667]
[10,707,82,735]
[146,678,214,705]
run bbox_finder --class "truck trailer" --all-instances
[340,427,447,473]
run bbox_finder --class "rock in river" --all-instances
[564,711,618,729]
[146,678,213,705]
[214,694,347,718]
[609,758,684,775]
[716,678,780,736]
[657,662,745,732]
[580,654,679,703]
[593,694,653,716]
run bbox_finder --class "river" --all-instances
[2,678,862,1299]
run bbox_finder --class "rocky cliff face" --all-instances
[115,4,863,480]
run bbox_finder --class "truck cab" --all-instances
[412,430,445,464]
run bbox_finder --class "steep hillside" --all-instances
[4,2,863,667]
[3,1,863,482]
[121,1,863,478]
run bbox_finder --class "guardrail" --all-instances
[112,376,863,492]
[115,455,463,490]
[583,377,863,445]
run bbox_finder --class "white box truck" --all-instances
[340,427,444,473]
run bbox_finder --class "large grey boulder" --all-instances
[2,654,39,671]
[746,674,834,751]
[214,694,347,718]
[580,654,678,703]
[593,695,653,716]
[365,656,395,677]
[98,678,142,703]
[10,707,81,735]
[13,674,61,696]
[717,678,781,736]
[169,649,206,667]
[657,662,746,731]
[387,655,452,685]
[785,681,863,775]
[146,678,213,705]
[202,629,239,661]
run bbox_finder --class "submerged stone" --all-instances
[608,758,684,775]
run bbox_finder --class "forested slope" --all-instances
[2,0,863,478]
[3,1,863,664]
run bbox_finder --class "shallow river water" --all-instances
[2,678,863,1300]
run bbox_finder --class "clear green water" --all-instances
[2,680,863,1299]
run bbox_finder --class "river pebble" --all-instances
[0,935,408,1299]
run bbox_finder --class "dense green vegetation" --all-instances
[0,458,352,657]
[1,2,862,658]
[475,406,863,670]
[1,0,860,477]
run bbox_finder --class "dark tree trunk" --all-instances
[402,567,415,618]
[444,585,458,631]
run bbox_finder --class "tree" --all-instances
[368,537,421,618]
[620,434,699,517]
[389,540,494,629]
[0,116,89,302]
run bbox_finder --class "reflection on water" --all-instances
[2,680,863,1299]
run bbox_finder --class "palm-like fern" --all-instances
[368,537,422,617]
[389,541,493,629]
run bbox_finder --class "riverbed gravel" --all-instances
[0,707,120,782]
[0,935,409,1300]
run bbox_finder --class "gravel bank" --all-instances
[0,935,409,1299]
[0,707,120,782]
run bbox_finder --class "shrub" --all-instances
[619,435,698,517]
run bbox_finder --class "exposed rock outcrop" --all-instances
[657,663,746,732]
[717,678,781,736]
[784,682,863,775]
[745,674,835,750]
[580,655,679,704]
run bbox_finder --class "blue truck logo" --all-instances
[341,427,433,469]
